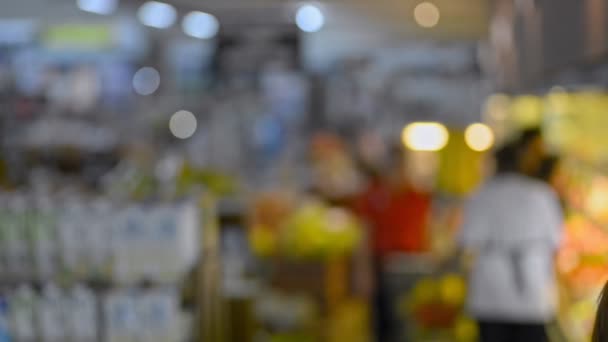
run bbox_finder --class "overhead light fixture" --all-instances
[414,2,440,28]
[296,4,325,33]
[182,11,220,39]
[77,0,118,15]
[402,122,449,151]
[137,1,177,29]
[465,123,495,152]
[170,110,198,139]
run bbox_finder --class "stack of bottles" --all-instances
[0,192,201,342]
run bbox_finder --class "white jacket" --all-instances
[460,174,563,322]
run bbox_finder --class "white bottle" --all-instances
[104,290,137,342]
[31,196,59,279]
[146,205,178,283]
[136,288,178,342]
[37,283,66,342]
[5,195,31,279]
[57,200,85,277]
[0,194,8,279]
[113,206,145,284]
[89,199,112,278]
[9,285,37,342]
[66,285,97,342]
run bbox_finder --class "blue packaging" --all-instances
[0,296,10,342]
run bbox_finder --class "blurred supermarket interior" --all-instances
[1,0,608,341]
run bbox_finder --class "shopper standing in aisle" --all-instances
[518,128,546,177]
[354,145,431,342]
[459,142,563,342]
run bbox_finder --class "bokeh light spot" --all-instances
[402,122,449,151]
[77,0,118,15]
[169,110,197,139]
[414,2,440,28]
[296,4,325,33]
[137,1,177,29]
[465,123,495,152]
[132,67,160,96]
[182,11,220,39]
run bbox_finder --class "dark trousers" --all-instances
[479,321,547,342]
[373,259,391,342]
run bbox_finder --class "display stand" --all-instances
[196,193,228,342]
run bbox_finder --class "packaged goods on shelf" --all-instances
[8,285,37,341]
[111,202,200,284]
[0,191,200,285]
[0,282,185,342]
[0,296,8,342]
[66,285,98,342]
[0,189,202,342]
[6,284,97,342]
[105,288,181,342]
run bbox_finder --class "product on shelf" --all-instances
[0,296,9,342]
[247,194,363,261]
[280,200,362,260]
[558,215,608,289]
[66,285,97,342]
[399,273,477,342]
[8,285,37,341]
[0,190,201,342]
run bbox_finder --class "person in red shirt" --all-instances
[354,147,431,341]
[355,148,431,257]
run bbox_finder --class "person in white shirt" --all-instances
[459,143,563,342]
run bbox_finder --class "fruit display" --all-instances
[247,195,363,260]
[545,90,608,165]
[557,161,608,231]
[555,161,608,340]
[280,200,363,260]
[399,273,477,342]
[557,214,608,296]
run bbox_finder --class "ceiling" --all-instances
[165,0,489,40]
[0,0,489,40]
[0,0,489,71]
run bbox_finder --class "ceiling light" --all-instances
[296,4,325,33]
[465,123,495,152]
[77,0,118,15]
[402,122,449,151]
[414,2,440,28]
[137,1,177,29]
[182,11,220,39]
